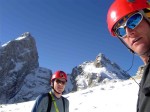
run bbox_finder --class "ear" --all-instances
[50,81,53,86]
[50,80,55,87]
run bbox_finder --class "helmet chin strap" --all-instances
[50,80,62,94]
[118,37,135,54]
[51,82,63,94]
[52,86,62,94]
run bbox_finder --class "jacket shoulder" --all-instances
[36,93,48,102]
[31,93,49,112]
[62,96,69,105]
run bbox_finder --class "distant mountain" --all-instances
[0,32,140,104]
[70,53,130,91]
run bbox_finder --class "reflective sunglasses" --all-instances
[114,12,143,38]
[55,79,66,85]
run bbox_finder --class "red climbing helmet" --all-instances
[107,0,150,36]
[51,70,67,82]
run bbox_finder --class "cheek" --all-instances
[140,22,150,42]
[53,82,58,87]
[123,38,131,47]
[140,19,150,32]
[145,25,150,38]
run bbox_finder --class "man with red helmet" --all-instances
[50,70,68,95]
[107,0,150,112]
[32,70,69,112]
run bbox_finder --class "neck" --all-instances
[140,49,150,64]
[52,89,62,98]
[54,92,62,98]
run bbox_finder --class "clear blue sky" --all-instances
[0,0,143,75]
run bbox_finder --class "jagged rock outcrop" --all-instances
[132,65,145,79]
[70,53,130,91]
[0,32,44,104]
[8,67,52,103]
[136,65,145,76]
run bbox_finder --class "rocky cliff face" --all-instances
[8,67,52,103]
[0,32,52,104]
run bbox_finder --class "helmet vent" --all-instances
[60,73,65,78]
[127,0,135,2]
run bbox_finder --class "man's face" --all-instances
[124,18,150,55]
[53,78,66,94]
[114,12,150,55]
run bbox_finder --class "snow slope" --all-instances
[0,79,140,112]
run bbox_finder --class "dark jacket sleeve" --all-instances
[137,63,150,112]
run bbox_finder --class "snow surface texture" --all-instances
[0,79,140,112]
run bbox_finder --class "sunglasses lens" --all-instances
[115,13,142,38]
[116,27,126,38]
[56,79,66,85]
[127,13,142,29]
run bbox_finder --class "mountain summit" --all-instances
[70,53,130,91]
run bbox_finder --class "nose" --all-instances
[125,27,135,38]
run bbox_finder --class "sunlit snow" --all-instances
[0,79,140,112]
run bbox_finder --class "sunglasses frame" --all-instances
[114,12,143,38]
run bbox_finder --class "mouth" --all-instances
[131,37,141,46]
[58,87,63,90]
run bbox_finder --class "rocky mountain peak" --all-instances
[20,32,31,37]
[94,53,111,68]
[0,32,40,103]
[70,53,130,91]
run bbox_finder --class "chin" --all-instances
[134,45,148,54]
[57,89,64,93]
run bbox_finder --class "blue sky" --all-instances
[0,0,143,75]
